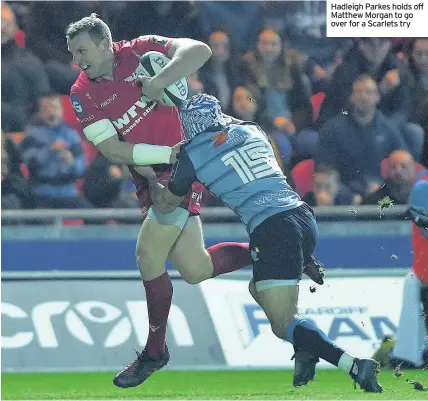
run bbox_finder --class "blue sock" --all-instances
[285,317,344,366]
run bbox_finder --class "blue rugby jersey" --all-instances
[168,122,303,233]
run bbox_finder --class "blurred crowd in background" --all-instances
[2,1,428,215]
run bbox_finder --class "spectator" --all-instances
[198,27,255,114]
[83,153,139,209]
[243,27,316,162]
[20,93,92,209]
[113,1,205,42]
[1,132,35,210]
[318,38,410,126]
[316,75,407,196]
[244,27,313,127]
[303,164,360,207]
[363,150,419,205]
[1,2,51,131]
[230,84,263,123]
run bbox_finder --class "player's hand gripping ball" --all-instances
[138,51,189,106]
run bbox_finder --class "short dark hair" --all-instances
[66,13,111,44]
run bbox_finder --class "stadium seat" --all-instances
[380,158,426,180]
[62,219,84,226]
[311,92,325,121]
[19,163,29,179]
[291,159,314,197]
[15,29,25,48]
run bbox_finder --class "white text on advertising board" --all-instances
[2,301,193,349]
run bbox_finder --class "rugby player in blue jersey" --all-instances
[150,93,383,392]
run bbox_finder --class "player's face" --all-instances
[412,39,428,73]
[39,97,63,127]
[68,32,110,79]
[350,79,380,113]
[257,31,282,63]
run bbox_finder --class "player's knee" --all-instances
[181,271,210,285]
[270,310,297,340]
[136,243,160,268]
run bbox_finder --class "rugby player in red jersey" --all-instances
[67,14,253,388]
[67,14,325,388]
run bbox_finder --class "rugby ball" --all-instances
[139,51,189,107]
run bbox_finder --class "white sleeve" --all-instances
[83,119,117,145]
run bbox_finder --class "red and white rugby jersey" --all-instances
[70,35,184,147]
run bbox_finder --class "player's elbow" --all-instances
[197,42,212,61]
[182,40,212,63]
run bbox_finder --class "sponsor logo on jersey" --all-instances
[211,131,228,148]
[150,36,169,47]
[70,96,84,115]
[112,96,157,135]
[100,94,118,107]
[250,247,259,262]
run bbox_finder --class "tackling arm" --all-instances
[151,146,197,214]
[151,183,185,215]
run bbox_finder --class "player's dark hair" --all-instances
[66,13,112,44]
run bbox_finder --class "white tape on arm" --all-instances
[133,143,172,165]
[83,119,117,145]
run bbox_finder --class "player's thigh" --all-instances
[136,207,189,279]
[168,216,214,284]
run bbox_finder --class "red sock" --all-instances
[143,272,173,358]
[207,242,252,277]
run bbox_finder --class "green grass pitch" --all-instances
[2,369,428,400]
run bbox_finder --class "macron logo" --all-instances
[100,94,118,107]
[149,325,160,332]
